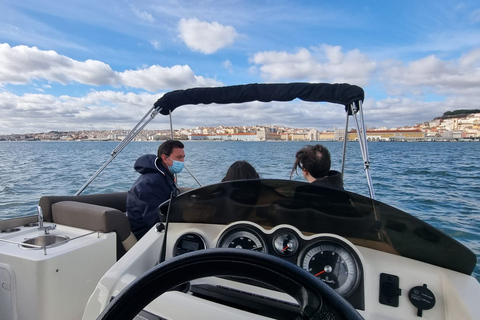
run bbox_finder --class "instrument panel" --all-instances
[172,222,364,306]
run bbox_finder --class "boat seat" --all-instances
[39,192,127,223]
[38,193,135,260]
[51,201,136,260]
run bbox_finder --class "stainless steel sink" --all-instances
[20,235,70,249]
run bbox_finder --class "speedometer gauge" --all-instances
[217,227,267,253]
[299,239,360,297]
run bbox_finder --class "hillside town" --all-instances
[2,111,480,142]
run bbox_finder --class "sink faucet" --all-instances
[37,205,56,234]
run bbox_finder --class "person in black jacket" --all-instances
[126,140,185,239]
[290,144,344,190]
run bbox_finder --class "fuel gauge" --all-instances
[273,232,299,256]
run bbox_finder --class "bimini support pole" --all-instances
[168,111,174,139]
[75,106,160,196]
[350,101,375,199]
[341,112,349,179]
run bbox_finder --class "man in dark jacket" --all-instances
[126,140,185,239]
[290,144,344,190]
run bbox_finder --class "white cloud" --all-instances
[120,65,222,91]
[0,90,159,134]
[250,45,376,86]
[249,43,480,110]
[178,18,238,54]
[380,48,480,96]
[0,43,119,85]
[0,43,221,91]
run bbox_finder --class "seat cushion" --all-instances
[51,201,131,242]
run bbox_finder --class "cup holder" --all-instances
[20,235,70,249]
[1,228,21,234]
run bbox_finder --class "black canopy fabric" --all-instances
[154,83,364,115]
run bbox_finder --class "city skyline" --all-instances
[3,110,479,142]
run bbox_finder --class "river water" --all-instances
[1,140,479,279]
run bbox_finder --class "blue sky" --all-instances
[1,0,480,134]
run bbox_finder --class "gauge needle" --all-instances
[315,270,326,276]
[282,245,290,252]
[252,246,263,251]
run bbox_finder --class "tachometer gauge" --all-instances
[300,239,360,297]
[273,232,299,256]
[217,227,267,253]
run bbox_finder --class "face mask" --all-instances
[168,159,184,174]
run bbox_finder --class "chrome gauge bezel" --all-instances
[272,230,299,256]
[298,237,361,297]
[173,232,207,257]
[216,225,267,253]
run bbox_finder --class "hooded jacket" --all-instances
[126,154,178,239]
[311,170,344,191]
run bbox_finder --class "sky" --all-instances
[1,0,480,135]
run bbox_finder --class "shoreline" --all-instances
[1,139,479,143]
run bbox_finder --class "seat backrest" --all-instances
[51,200,137,259]
[39,192,127,222]
[39,192,135,259]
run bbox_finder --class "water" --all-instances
[1,140,479,280]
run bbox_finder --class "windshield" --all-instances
[161,179,476,275]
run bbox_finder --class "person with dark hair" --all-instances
[290,144,344,190]
[126,140,185,239]
[222,160,260,182]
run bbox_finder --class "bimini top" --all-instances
[154,82,364,115]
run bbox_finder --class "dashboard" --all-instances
[168,221,365,310]
[151,179,478,319]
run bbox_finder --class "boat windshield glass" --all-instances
[161,179,476,275]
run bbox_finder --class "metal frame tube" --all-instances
[169,111,174,139]
[341,112,349,179]
[75,107,159,196]
[351,101,375,199]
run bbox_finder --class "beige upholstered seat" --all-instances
[39,193,136,259]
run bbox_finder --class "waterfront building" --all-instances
[257,128,283,141]
[231,132,257,141]
[188,134,208,140]
[318,131,335,141]
[347,129,425,141]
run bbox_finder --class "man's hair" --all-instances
[290,144,331,179]
[157,140,184,157]
[222,160,260,182]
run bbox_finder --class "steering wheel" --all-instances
[98,248,363,320]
